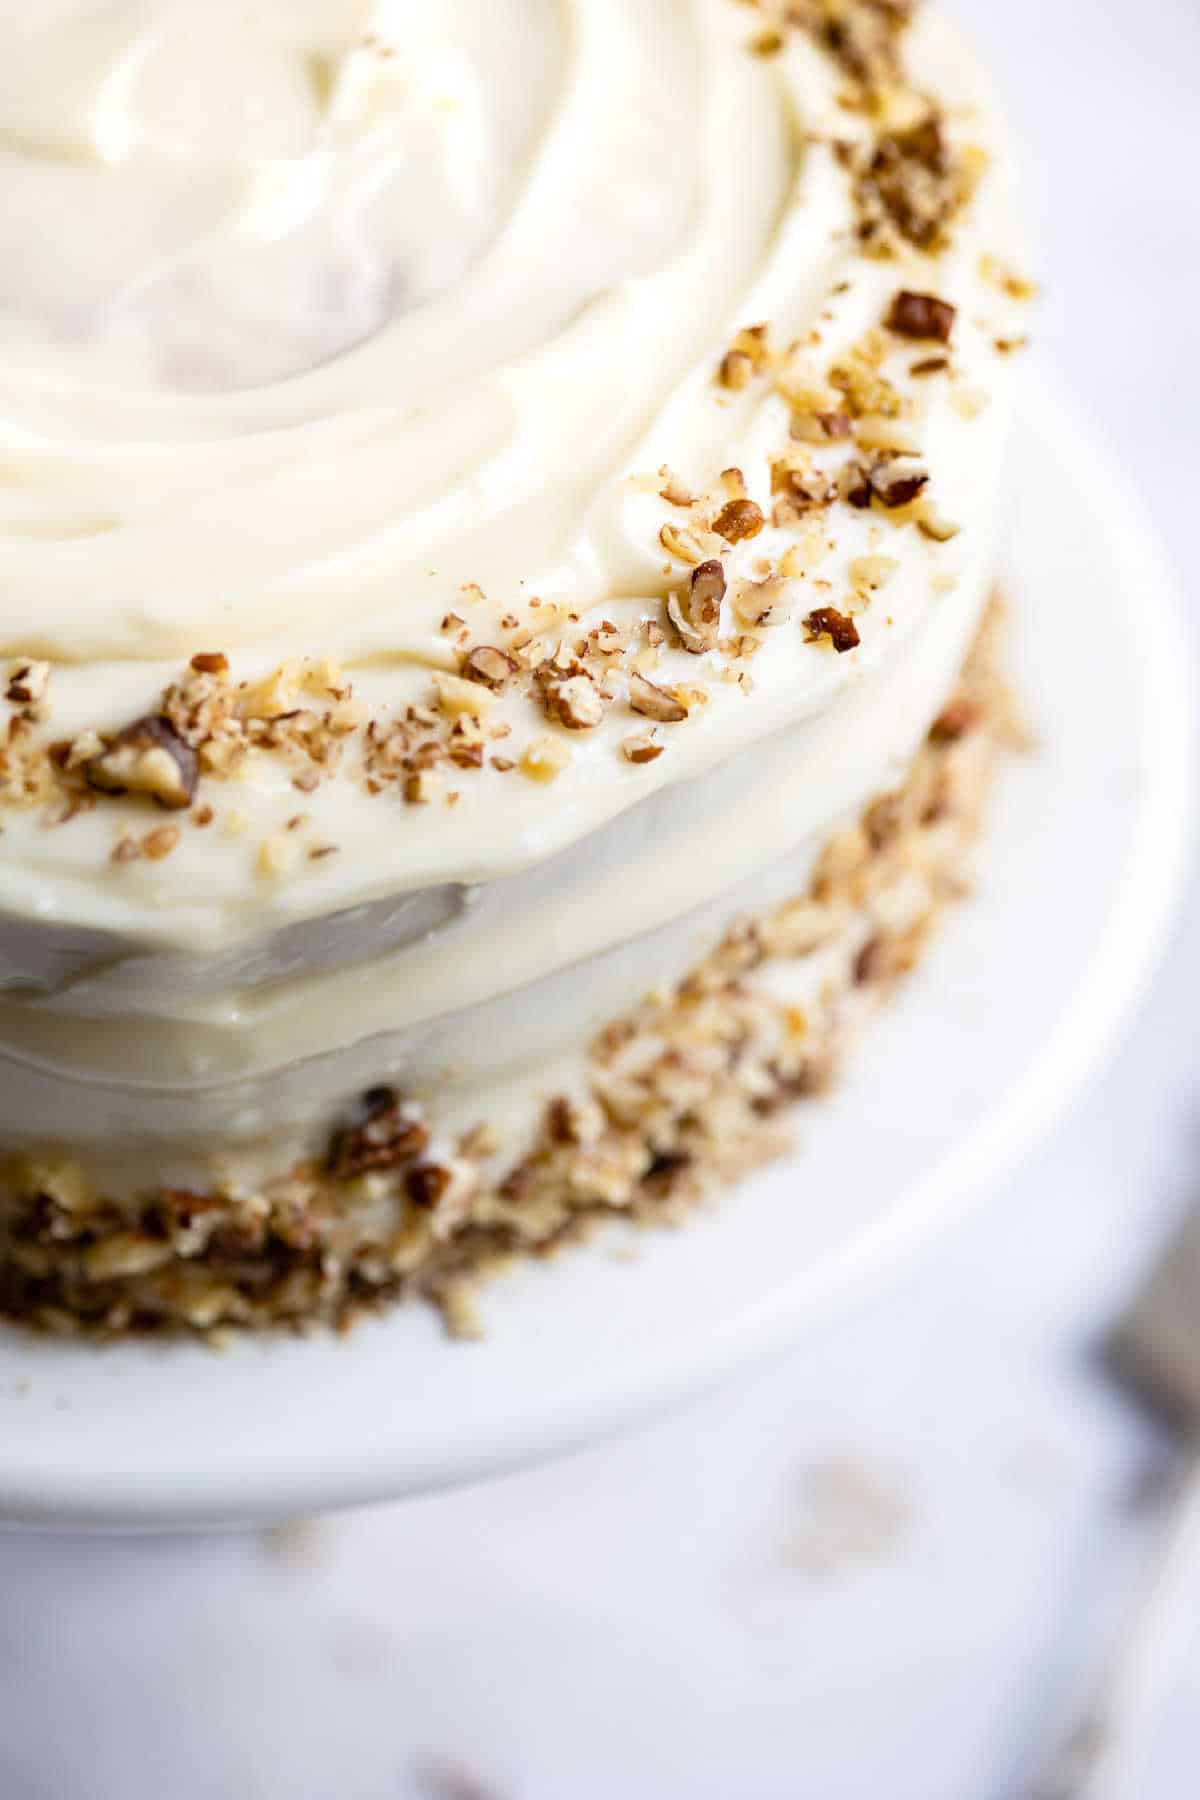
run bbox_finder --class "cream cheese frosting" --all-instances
[0,0,1031,1205]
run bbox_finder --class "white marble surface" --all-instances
[4,1,1200,1793]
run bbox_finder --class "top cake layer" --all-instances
[0,0,1030,953]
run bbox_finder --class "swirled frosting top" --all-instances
[0,0,1031,944]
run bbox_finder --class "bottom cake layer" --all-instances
[0,600,1020,1340]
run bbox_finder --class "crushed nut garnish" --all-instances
[85,716,198,811]
[805,607,862,653]
[712,498,766,544]
[142,825,181,862]
[257,834,296,879]
[328,1086,429,1180]
[830,336,903,419]
[661,520,721,566]
[838,461,875,510]
[543,673,605,731]
[771,461,836,523]
[885,290,957,343]
[867,459,929,508]
[668,559,726,654]
[916,503,961,542]
[853,114,979,256]
[658,467,696,507]
[717,324,772,390]
[462,646,517,689]
[5,661,50,710]
[622,732,664,765]
[404,769,440,805]
[522,735,571,782]
[432,672,490,720]
[853,415,922,456]
[629,672,688,723]
[406,1162,454,1209]
[732,577,792,629]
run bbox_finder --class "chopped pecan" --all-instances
[85,716,198,810]
[328,1087,429,1181]
[404,770,438,805]
[817,410,852,440]
[668,559,725,653]
[544,674,604,730]
[838,455,928,511]
[546,1095,605,1146]
[885,290,957,343]
[660,520,721,565]
[854,414,921,456]
[838,462,875,509]
[916,504,961,542]
[622,731,664,765]
[432,672,490,719]
[732,577,791,628]
[869,460,930,509]
[407,1163,454,1209]
[854,932,916,986]
[190,652,229,676]
[462,645,517,690]
[658,468,695,507]
[718,349,754,391]
[711,498,766,544]
[6,660,50,707]
[750,27,785,57]
[856,114,971,253]
[804,608,861,654]
[716,324,771,391]
[141,825,180,861]
[771,463,835,513]
[521,735,571,782]
[629,672,688,723]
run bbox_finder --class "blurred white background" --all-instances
[3,2,1200,1794]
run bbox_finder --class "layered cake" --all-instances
[0,0,1032,1335]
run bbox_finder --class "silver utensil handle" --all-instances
[1032,1450,1200,1800]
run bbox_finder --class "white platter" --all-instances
[0,389,1193,1529]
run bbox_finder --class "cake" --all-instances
[0,0,1032,1336]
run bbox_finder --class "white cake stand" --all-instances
[0,387,1193,1529]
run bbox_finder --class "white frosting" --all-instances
[0,1,1025,1189]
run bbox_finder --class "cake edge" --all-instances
[0,595,1024,1343]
